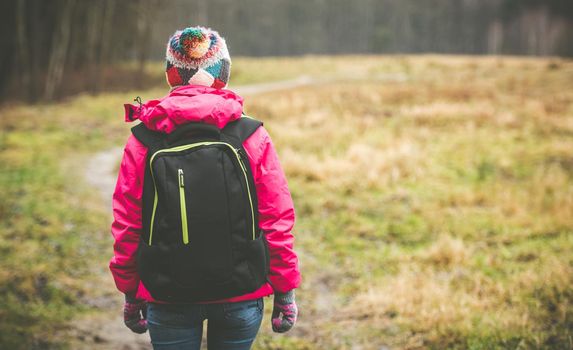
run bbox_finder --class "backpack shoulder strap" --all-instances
[221,115,263,149]
[131,123,165,149]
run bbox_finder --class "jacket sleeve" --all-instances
[109,135,148,295]
[244,126,301,293]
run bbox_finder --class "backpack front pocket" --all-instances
[141,142,262,301]
[149,142,256,244]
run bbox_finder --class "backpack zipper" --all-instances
[236,148,256,240]
[148,142,255,244]
[178,168,189,244]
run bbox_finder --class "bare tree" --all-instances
[135,0,161,88]
[84,0,104,93]
[94,0,115,93]
[15,0,31,100]
[44,0,76,101]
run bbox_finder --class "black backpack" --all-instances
[131,116,270,302]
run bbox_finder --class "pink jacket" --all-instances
[109,85,301,303]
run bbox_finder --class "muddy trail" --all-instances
[67,77,325,349]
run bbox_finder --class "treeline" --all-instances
[2,0,572,102]
[159,0,573,57]
[2,0,159,102]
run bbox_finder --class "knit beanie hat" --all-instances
[165,26,231,89]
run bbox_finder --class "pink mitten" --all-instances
[123,294,147,334]
[271,290,298,333]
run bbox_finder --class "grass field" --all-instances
[0,55,572,349]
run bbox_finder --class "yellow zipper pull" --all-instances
[178,168,184,188]
[178,168,189,244]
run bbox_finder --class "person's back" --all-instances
[109,26,301,350]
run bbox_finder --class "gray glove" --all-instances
[271,290,298,333]
[123,294,147,334]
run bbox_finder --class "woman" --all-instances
[109,26,300,349]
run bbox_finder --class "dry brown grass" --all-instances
[243,55,573,349]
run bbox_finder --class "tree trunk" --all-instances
[487,19,504,55]
[44,0,76,101]
[135,0,157,88]
[95,0,114,93]
[196,0,208,25]
[85,1,103,93]
[16,0,31,101]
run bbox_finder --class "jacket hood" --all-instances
[124,85,244,133]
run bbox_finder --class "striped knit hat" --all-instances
[165,26,231,89]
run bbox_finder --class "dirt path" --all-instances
[71,77,318,349]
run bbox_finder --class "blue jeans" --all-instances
[147,298,264,350]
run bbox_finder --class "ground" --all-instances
[0,55,572,349]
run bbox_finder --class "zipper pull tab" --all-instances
[178,169,184,188]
